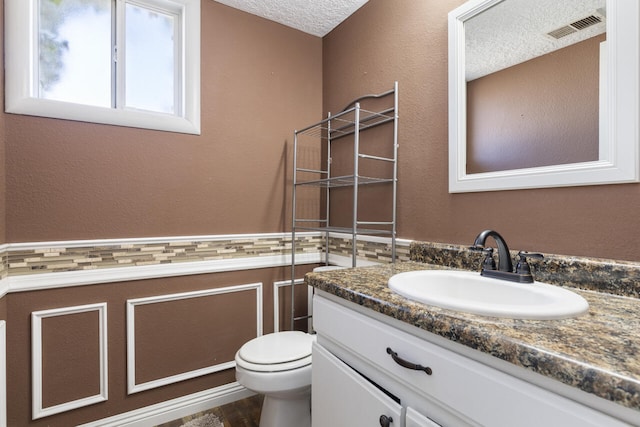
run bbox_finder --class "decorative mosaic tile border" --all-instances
[0,233,405,280]
[328,235,411,264]
[2,233,637,299]
[0,245,7,280]
[5,234,322,277]
[1,235,637,298]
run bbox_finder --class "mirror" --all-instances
[448,0,638,192]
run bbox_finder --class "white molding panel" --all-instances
[31,303,108,419]
[77,382,254,427]
[126,283,263,394]
[0,321,6,427]
[273,278,310,332]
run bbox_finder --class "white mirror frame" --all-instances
[448,0,639,193]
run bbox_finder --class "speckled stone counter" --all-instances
[306,261,640,416]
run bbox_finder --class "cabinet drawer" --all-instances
[313,295,629,427]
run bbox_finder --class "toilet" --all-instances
[235,266,345,426]
[235,331,316,427]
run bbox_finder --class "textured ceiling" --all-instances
[214,1,606,75]
[466,0,606,81]
[213,0,370,37]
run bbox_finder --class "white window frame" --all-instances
[4,0,201,135]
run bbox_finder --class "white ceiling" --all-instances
[214,0,370,37]
[214,0,606,76]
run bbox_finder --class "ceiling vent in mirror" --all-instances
[547,26,577,39]
[547,14,604,40]
[571,15,602,30]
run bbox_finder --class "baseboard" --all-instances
[77,382,255,427]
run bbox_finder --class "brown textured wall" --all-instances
[0,0,5,245]
[3,1,322,242]
[41,311,102,408]
[324,0,640,261]
[467,35,603,173]
[1,0,7,320]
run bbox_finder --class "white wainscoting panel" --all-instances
[126,282,263,394]
[31,303,108,419]
[273,278,313,332]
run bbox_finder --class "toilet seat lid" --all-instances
[238,331,315,365]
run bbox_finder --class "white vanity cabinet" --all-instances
[312,293,631,427]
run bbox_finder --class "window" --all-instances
[5,0,200,134]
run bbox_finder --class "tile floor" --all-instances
[156,394,263,427]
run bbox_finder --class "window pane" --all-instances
[125,3,176,114]
[38,0,112,107]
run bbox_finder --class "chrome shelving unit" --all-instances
[290,82,399,329]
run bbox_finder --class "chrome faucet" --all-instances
[470,230,543,283]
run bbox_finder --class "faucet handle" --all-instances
[481,247,496,270]
[515,251,544,275]
[470,245,497,271]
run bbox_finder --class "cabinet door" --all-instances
[312,343,402,427]
[406,407,441,427]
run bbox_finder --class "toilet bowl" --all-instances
[235,331,316,427]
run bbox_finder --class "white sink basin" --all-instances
[388,270,589,320]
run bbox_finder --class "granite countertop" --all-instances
[306,262,640,414]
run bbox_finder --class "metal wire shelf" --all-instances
[295,175,395,188]
[295,107,395,140]
[290,82,399,331]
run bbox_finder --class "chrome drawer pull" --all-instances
[386,347,433,375]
